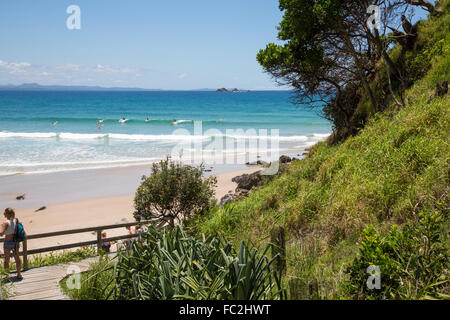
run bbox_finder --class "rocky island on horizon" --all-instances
[216,88,251,92]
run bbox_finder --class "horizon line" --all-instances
[0,82,292,92]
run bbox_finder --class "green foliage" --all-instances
[108,226,285,300]
[408,39,446,82]
[61,6,449,301]
[345,210,449,299]
[259,1,450,143]
[60,256,115,300]
[257,1,361,137]
[133,158,217,227]
[28,247,97,268]
[193,10,450,299]
[0,247,97,273]
[0,269,12,299]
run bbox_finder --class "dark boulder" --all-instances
[245,160,268,166]
[220,193,235,206]
[429,80,449,103]
[279,155,292,164]
[232,171,262,191]
[436,80,449,97]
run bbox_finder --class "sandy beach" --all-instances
[0,166,260,252]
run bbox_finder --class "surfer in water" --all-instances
[171,119,177,125]
[145,117,150,122]
[119,117,128,123]
[52,121,58,126]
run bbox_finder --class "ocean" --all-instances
[0,90,331,176]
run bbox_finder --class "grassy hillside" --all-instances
[190,9,449,299]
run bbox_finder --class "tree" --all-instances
[133,158,217,228]
[257,0,427,141]
[257,0,380,138]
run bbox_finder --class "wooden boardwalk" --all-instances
[0,221,144,300]
[3,256,103,300]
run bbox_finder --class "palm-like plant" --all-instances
[106,225,285,300]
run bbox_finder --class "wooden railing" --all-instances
[0,220,152,270]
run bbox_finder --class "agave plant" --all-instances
[106,225,285,300]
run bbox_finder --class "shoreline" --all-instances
[0,143,314,252]
[2,167,261,251]
[0,162,257,209]
[0,143,310,209]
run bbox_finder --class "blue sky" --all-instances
[0,0,285,90]
[0,1,430,90]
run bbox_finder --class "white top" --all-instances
[5,219,16,236]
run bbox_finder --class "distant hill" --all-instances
[0,83,162,91]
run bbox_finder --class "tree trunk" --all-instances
[373,29,407,104]
[342,33,378,112]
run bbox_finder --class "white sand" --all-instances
[7,168,260,251]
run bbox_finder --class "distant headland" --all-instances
[0,83,160,92]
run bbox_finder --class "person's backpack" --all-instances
[14,219,25,242]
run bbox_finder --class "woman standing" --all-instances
[0,208,23,279]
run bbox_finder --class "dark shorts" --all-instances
[4,240,19,251]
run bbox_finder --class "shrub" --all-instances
[109,226,285,300]
[133,158,217,227]
[60,256,115,300]
[345,210,449,299]
[28,247,97,268]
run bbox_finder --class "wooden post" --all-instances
[270,226,286,274]
[23,234,28,270]
[309,279,319,299]
[97,230,103,254]
[289,278,303,300]
[289,278,319,300]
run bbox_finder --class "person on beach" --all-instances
[124,226,135,249]
[135,225,147,246]
[101,232,111,253]
[0,208,23,279]
[136,225,148,244]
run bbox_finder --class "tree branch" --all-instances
[404,0,436,15]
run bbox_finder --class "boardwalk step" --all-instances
[5,254,114,300]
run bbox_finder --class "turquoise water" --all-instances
[0,91,331,175]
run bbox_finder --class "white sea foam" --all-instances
[0,131,326,142]
[0,158,159,176]
[0,130,331,175]
[108,133,207,141]
[219,134,309,142]
[0,132,58,138]
[58,133,107,140]
[0,158,158,168]
[173,120,194,124]
[312,133,331,138]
